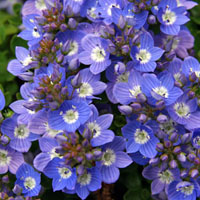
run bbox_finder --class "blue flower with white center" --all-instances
[130,33,164,72]
[18,14,43,48]
[122,121,159,158]
[168,180,200,200]
[98,136,132,184]
[0,144,24,174]
[44,158,77,191]
[1,114,40,152]
[167,94,200,130]
[182,56,200,78]
[15,163,41,197]
[113,70,143,104]
[48,100,91,132]
[75,167,101,200]
[142,73,183,106]
[7,47,33,81]
[192,129,200,149]
[0,89,5,111]
[79,35,111,75]
[81,105,114,147]
[157,0,190,35]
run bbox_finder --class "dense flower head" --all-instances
[2,0,200,199]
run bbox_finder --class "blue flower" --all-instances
[122,121,159,158]
[48,100,91,132]
[130,33,164,72]
[64,0,85,14]
[0,89,5,111]
[192,129,200,149]
[157,0,190,35]
[99,136,132,184]
[15,163,41,197]
[79,35,111,74]
[44,158,77,191]
[142,73,183,106]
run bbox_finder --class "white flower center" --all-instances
[174,73,181,81]
[45,124,61,137]
[117,72,130,83]
[162,9,176,25]
[21,55,32,67]
[91,46,106,62]
[136,49,151,64]
[0,149,11,166]
[159,170,174,184]
[87,7,97,19]
[58,167,72,179]
[32,27,41,38]
[176,182,194,196]
[50,147,63,159]
[77,82,93,98]
[35,0,47,11]
[78,173,92,186]
[63,109,79,124]
[102,149,116,166]
[68,41,79,56]
[14,125,30,139]
[87,122,101,138]
[134,129,150,144]
[152,86,169,98]
[174,103,190,118]
[129,85,141,97]
[24,177,36,190]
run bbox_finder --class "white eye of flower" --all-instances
[159,170,174,184]
[58,167,72,179]
[45,123,61,137]
[162,9,176,25]
[78,173,92,186]
[107,4,120,16]
[129,85,141,97]
[152,86,169,98]
[174,102,190,118]
[91,46,106,62]
[14,125,30,139]
[117,72,130,83]
[32,27,41,38]
[21,55,32,67]
[136,49,151,64]
[174,73,181,81]
[159,119,175,135]
[87,7,97,19]
[63,109,79,124]
[87,122,101,138]
[134,129,150,144]
[176,183,194,196]
[0,149,11,166]
[77,82,93,98]
[35,0,47,11]
[50,147,63,159]
[68,41,79,56]
[24,177,36,190]
[102,149,116,166]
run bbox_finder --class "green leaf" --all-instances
[0,26,6,44]
[123,190,141,200]
[13,3,22,16]
[10,35,28,54]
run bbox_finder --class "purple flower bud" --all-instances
[0,135,9,145]
[194,157,200,165]
[169,132,178,142]
[160,154,168,162]
[118,105,132,115]
[60,24,67,32]
[130,102,141,111]
[189,72,197,82]
[56,54,64,64]
[180,169,188,178]
[164,140,172,148]
[69,58,80,70]
[148,15,156,24]
[93,150,102,159]
[139,2,145,9]
[82,139,89,147]
[43,24,51,32]
[86,153,93,160]
[138,114,147,123]
[169,160,177,168]
[49,101,59,110]
[77,165,84,175]
[177,152,186,162]
[2,175,9,183]
[68,18,77,29]
[61,40,70,55]
[189,169,198,178]
[156,143,164,151]
[61,87,68,96]
[136,93,146,103]
[46,94,53,101]
[155,100,165,109]
[118,15,126,29]
[51,23,57,30]
[174,81,182,87]
[173,146,181,154]
[108,43,116,53]
[181,133,191,144]
[149,157,160,165]
[157,114,168,123]
[114,62,126,75]
[58,14,65,21]
[13,184,22,195]
[122,45,130,54]
[188,153,196,162]
[71,73,82,88]
[152,0,159,5]
[187,90,195,99]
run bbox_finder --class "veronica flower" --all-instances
[64,0,85,14]
[157,0,190,35]
[142,165,180,195]
[0,144,24,174]
[7,47,33,81]
[18,14,43,47]
[113,70,143,104]
[75,167,101,200]
[192,129,200,149]
[15,164,41,197]
[79,35,111,74]
[82,105,114,147]
[168,179,200,200]
[130,33,164,72]
[142,73,183,106]
[167,94,200,130]
[176,0,197,10]
[0,89,5,111]
[129,151,150,166]
[48,100,91,132]
[1,114,40,152]
[98,136,132,184]
[122,121,159,158]
[44,158,77,191]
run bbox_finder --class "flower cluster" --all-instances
[1,0,200,199]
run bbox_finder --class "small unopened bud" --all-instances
[77,165,84,175]
[177,152,186,162]
[130,103,142,111]
[188,153,196,162]
[114,62,126,75]
[170,132,178,142]
[160,154,168,162]
[157,114,168,123]
[69,58,80,70]
[164,140,172,148]
[156,143,164,151]
[173,146,181,154]
[181,133,191,144]
[189,169,199,178]
[138,113,147,123]
[68,18,77,29]
[118,15,126,29]
[122,45,130,54]
[156,100,165,109]
[13,184,22,195]
[148,15,156,24]
[60,24,67,32]
[149,157,160,165]
[169,160,177,168]
[136,93,146,103]
[188,90,195,98]
[118,105,132,115]
[189,72,197,82]
[71,73,82,88]
[86,153,93,160]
